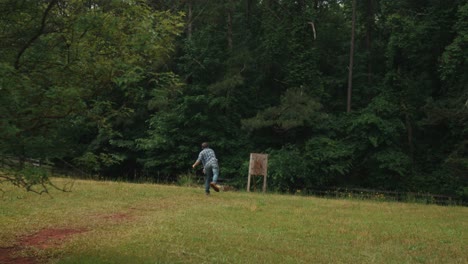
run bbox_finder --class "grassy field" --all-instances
[0,178,467,264]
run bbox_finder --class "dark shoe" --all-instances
[210,182,220,192]
[205,192,210,196]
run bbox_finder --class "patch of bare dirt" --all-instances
[0,228,87,264]
[1,211,135,263]
[21,228,87,249]
[0,247,36,264]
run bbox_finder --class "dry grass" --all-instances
[0,178,467,264]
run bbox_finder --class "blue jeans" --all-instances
[204,163,219,193]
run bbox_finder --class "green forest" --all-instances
[1,0,467,200]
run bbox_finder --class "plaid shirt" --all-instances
[197,148,218,168]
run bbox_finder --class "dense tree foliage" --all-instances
[1,0,466,200]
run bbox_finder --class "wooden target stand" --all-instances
[247,153,268,193]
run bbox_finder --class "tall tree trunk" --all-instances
[347,0,356,112]
[401,101,415,163]
[246,0,252,27]
[227,0,233,50]
[366,0,373,84]
[187,0,193,40]
[405,113,414,162]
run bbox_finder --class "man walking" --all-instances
[192,142,220,195]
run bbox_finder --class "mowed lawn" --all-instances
[0,178,466,264]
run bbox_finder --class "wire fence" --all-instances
[1,156,465,205]
[301,187,466,206]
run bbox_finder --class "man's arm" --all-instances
[192,160,200,168]
[192,151,203,168]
